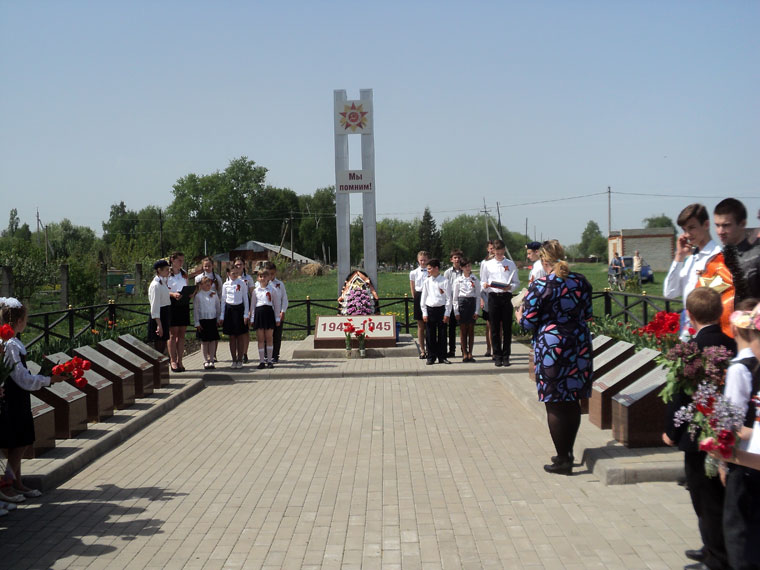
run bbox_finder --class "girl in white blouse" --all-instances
[147,259,171,354]
[0,298,64,502]
[167,251,191,373]
[193,276,221,369]
[219,264,250,369]
[250,269,281,369]
[453,259,482,362]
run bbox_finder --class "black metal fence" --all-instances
[22,291,683,349]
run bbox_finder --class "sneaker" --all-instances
[0,501,17,511]
[242,355,249,364]
[267,362,274,369]
[257,362,266,370]
[0,490,25,503]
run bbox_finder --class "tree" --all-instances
[579,220,608,259]
[0,237,51,302]
[440,214,487,265]
[297,187,337,263]
[3,208,20,237]
[418,208,442,259]
[642,214,675,229]
[377,218,418,266]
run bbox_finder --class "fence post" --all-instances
[404,293,410,333]
[68,305,74,339]
[641,292,648,325]
[60,264,70,308]
[89,306,96,333]
[623,294,629,323]
[306,296,312,336]
[604,290,611,317]
[44,313,50,345]
[108,299,116,328]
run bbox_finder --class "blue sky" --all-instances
[1,1,758,248]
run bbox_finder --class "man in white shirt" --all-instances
[663,203,723,340]
[480,239,520,367]
[526,241,546,284]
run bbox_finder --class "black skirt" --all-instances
[222,303,248,336]
[252,305,276,330]
[0,377,35,449]
[413,291,423,321]
[457,297,477,324]
[169,298,191,327]
[147,305,171,341]
[196,318,220,342]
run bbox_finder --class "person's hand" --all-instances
[218,320,223,327]
[473,314,478,321]
[455,315,460,322]
[170,291,182,300]
[244,317,250,325]
[675,234,692,262]
[156,322,164,338]
[662,433,675,447]
[719,464,728,487]
[195,326,201,332]
[443,316,449,324]
[423,316,428,323]
[279,312,285,321]
[515,307,523,322]
[51,374,67,384]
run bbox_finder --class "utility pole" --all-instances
[481,198,490,241]
[496,201,503,238]
[607,186,611,238]
[158,209,165,257]
[525,218,528,240]
[290,210,294,262]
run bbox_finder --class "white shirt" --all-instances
[529,259,547,284]
[453,274,482,317]
[409,266,428,292]
[221,278,250,316]
[270,277,288,314]
[193,289,221,325]
[148,275,170,318]
[3,337,50,391]
[480,257,520,294]
[724,348,755,431]
[443,266,463,288]
[251,282,282,323]
[194,271,223,294]
[421,274,452,317]
[747,394,760,455]
[663,239,722,339]
[166,272,188,294]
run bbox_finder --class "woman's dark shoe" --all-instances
[551,453,574,464]
[543,458,572,475]
[684,548,706,562]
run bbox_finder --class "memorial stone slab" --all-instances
[28,360,88,439]
[611,367,668,448]
[47,352,113,422]
[593,341,636,379]
[589,348,660,429]
[23,395,55,458]
[117,334,170,387]
[591,334,615,356]
[73,346,135,409]
[96,339,154,397]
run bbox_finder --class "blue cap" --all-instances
[526,241,542,251]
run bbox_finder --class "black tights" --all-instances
[545,401,581,460]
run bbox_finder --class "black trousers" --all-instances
[273,322,283,359]
[487,292,513,360]
[684,451,729,570]
[724,465,760,570]
[425,305,447,363]
[447,315,458,354]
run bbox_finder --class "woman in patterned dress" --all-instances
[516,240,593,475]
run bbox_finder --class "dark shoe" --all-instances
[426,360,435,365]
[273,357,279,363]
[208,363,215,370]
[439,359,451,364]
[484,351,491,357]
[543,459,572,475]
[502,360,511,367]
[447,351,455,358]
[551,453,574,464]
[683,563,709,570]
[267,362,274,369]
[257,363,266,369]
[495,359,503,367]
[684,549,706,563]
[242,355,249,364]
[419,352,427,360]
[171,366,181,373]
[178,366,186,372]
[469,357,476,363]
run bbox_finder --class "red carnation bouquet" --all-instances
[50,356,92,389]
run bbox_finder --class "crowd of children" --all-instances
[410,238,522,366]
[147,256,288,371]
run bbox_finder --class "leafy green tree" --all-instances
[377,218,418,266]
[0,237,51,302]
[579,220,608,259]
[3,208,20,237]
[418,208,442,259]
[441,214,487,264]
[297,187,336,263]
[643,213,675,229]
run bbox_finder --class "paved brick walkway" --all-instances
[1,341,698,569]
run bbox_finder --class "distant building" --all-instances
[608,227,676,271]
[212,240,317,268]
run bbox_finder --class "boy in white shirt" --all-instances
[265,261,288,363]
[421,259,452,365]
[443,249,464,357]
[480,239,520,367]
[409,250,430,359]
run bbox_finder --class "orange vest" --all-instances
[696,252,734,338]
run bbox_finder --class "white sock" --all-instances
[266,346,274,363]
[258,348,265,363]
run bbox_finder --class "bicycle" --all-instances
[607,269,627,291]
